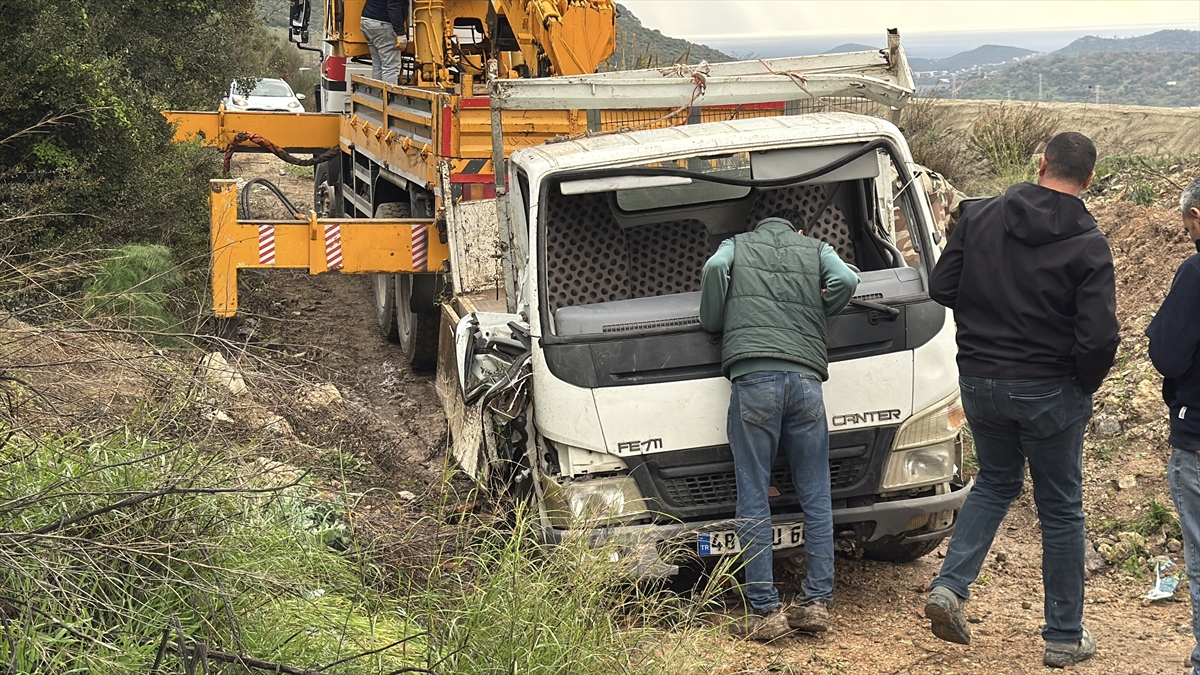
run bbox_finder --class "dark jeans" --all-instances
[727,371,835,613]
[1168,448,1200,675]
[933,376,1091,643]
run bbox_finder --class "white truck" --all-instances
[172,27,971,575]
[438,34,972,575]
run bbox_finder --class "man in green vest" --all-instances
[700,212,859,640]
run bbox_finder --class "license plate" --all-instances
[697,524,804,556]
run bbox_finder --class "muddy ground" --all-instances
[224,155,1196,674]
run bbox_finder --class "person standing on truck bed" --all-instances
[1146,175,1200,675]
[699,211,859,640]
[923,132,1119,668]
[360,0,409,84]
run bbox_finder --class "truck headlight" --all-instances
[882,392,965,490]
[542,475,647,528]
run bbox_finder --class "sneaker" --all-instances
[1044,627,1096,668]
[729,607,791,641]
[924,586,971,645]
[786,599,829,633]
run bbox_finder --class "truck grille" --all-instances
[660,458,868,508]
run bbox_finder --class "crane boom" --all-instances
[297,0,615,85]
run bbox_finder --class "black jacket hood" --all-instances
[1001,183,1096,246]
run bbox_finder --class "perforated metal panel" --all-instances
[745,185,857,264]
[626,220,709,299]
[545,193,711,312]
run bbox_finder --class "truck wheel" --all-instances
[370,202,409,343]
[862,537,943,564]
[394,273,440,372]
[313,158,341,217]
[372,274,400,342]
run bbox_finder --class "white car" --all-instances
[223,78,306,112]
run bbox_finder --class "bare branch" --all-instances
[0,108,106,148]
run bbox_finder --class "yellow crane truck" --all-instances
[168,2,973,575]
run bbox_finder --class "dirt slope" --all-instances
[222,154,448,487]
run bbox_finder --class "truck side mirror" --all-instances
[289,0,311,44]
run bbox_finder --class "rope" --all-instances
[757,59,814,99]
[222,131,340,174]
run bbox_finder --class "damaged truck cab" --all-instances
[444,57,972,574]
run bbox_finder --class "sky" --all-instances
[619,0,1200,58]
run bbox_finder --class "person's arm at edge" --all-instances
[387,0,408,36]
[819,243,858,316]
[928,209,967,309]
[1147,260,1200,379]
[699,239,735,332]
[1073,235,1121,394]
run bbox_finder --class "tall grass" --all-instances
[968,103,1060,191]
[83,244,182,334]
[416,514,729,675]
[901,96,975,188]
[0,422,427,673]
[0,423,728,673]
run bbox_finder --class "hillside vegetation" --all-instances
[910,44,1034,73]
[958,50,1200,107]
[1057,28,1200,55]
[603,3,732,69]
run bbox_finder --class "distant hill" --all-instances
[824,43,879,54]
[910,44,1035,73]
[956,50,1199,107]
[1056,29,1199,55]
[604,3,733,69]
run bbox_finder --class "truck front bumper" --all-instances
[542,479,973,578]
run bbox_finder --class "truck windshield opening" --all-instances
[540,144,930,339]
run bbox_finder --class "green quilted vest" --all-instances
[722,218,830,380]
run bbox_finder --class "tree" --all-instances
[0,0,291,252]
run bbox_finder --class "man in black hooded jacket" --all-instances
[922,132,1119,668]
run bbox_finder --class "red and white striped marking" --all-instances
[324,223,344,270]
[257,225,276,265]
[411,223,428,271]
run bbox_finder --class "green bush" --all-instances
[84,244,182,333]
[0,1,312,258]
[1126,182,1156,206]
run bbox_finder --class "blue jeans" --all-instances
[933,376,1091,643]
[727,371,835,613]
[1169,448,1200,675]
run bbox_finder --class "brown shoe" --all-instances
[729,607,791,641]
[786,599,829,633]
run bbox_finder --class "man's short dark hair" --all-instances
[769,209,806,231]
[1044,132,1097,186]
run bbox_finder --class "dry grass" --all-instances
[901,96,977,188]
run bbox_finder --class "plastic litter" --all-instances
[1144,557,1186,601]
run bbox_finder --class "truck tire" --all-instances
[313,157,341,217]
[862,536,943,564]
[371,202,409,343]
[394,273,440,372]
